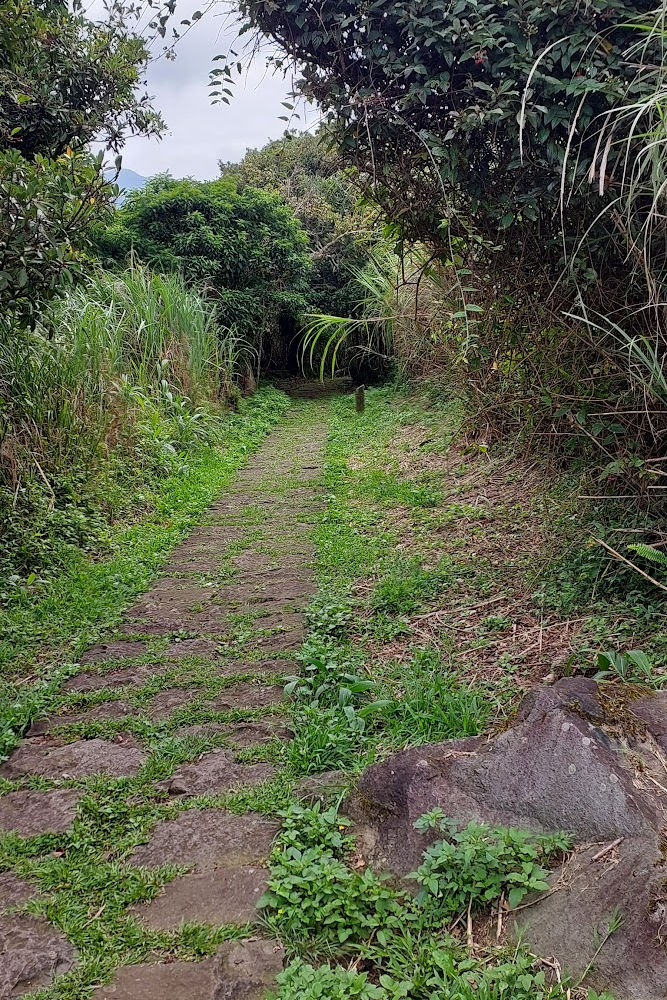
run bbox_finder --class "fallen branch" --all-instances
[591,837,623,862]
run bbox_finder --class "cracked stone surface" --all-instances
[0,739,145,780]
[131,867,268,930]
[94,939,284,1000]
[129,809,278,870]
[159,751,275,797]
[0,914,77,997]
[0,873,37,911]
[0,789,81,836]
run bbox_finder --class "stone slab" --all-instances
[160,751,275,797]
[125,611,230,634]
[0,914,76,997]
[28,701,135,737]
[0,740,145,780]
[0,873,37,911]
[248,612,305,632]
[95,939,284,1000]
[81,641,147,664]
[250,630,305,654]
[62,668,146,694]
[164,639,223,660]
[131,867,268,930]
[129,809,278,870]
[0,788,81,837]
[224,718,293,748]
[148,688,200,721]
[213,938,285,1000]
[207,684,283,712]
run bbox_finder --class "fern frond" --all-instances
[627,543,667,567]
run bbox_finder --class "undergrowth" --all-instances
[262,802,603,1000]
[0,265,249,585]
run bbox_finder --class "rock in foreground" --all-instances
[347,678,667,1000]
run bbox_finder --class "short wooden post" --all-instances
[355,385,365,413]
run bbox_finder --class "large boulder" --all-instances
[347,678,667,1000]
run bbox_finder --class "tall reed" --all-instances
[0,265,230,578]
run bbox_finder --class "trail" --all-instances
[0,385,331,1000]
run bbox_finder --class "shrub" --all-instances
[221,130,373,318]
[260,802,406,949]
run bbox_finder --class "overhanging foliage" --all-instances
[236,0,659,248]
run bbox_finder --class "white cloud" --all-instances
[111,8,316,179]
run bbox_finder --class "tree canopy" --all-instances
[94,175,313,365]
[0,0,163,326]
[236,0,659,252]
[221,131,373,316]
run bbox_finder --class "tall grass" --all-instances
[0,265,233,582]
[555,7,667,411]
[301,244,454,378]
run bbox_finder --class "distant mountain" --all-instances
[105,167,147,205]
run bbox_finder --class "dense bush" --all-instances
[93,175,312,368]
[237,0,657,247]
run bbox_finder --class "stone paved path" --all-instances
[0,388,331,999]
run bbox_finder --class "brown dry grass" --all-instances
[352,423,596,695]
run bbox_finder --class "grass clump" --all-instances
[287,705,368,775]
[376,649,491,746]
[372,557,452,616]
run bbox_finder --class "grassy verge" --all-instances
[269,383,665,1000]
[0,386,290,754]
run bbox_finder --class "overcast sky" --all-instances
[113,5,315,180]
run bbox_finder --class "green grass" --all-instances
[0,387,290,755]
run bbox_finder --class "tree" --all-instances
[235,0,659,254]
[220,130,374,317]
[0,0,164,326]
[93,175,313,368]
